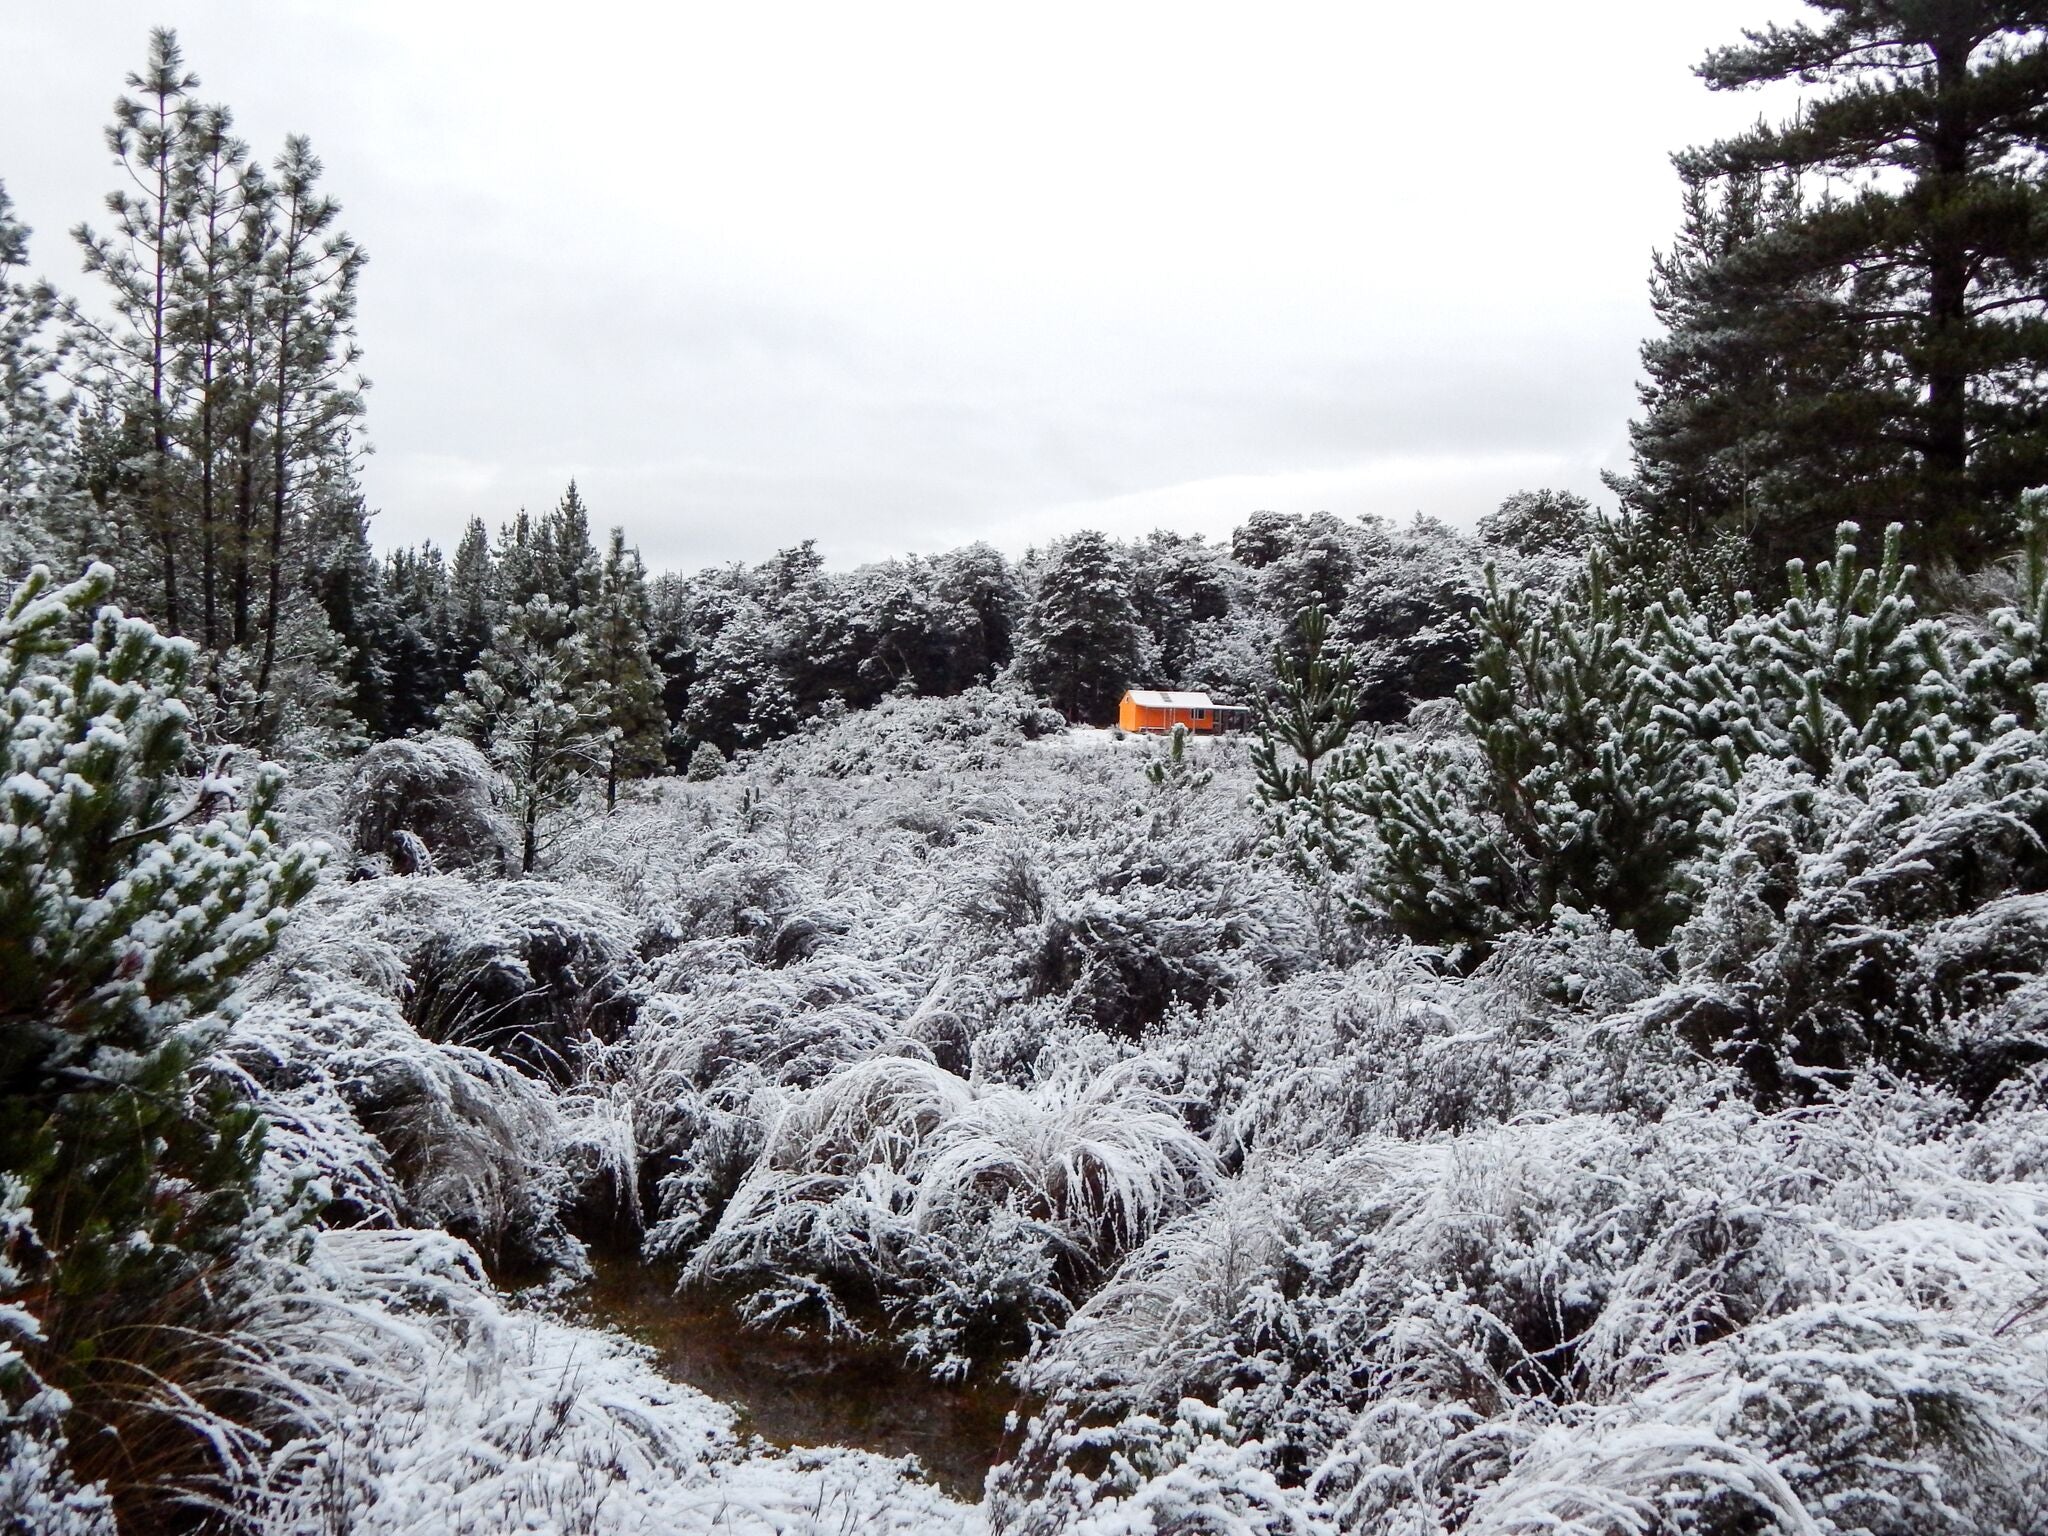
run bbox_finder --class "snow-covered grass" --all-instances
[219,1225,982,1535]
[111,684,2048,1532]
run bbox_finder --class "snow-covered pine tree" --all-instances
[443,594,607,872]
[685,738,726,781]
[1952,501,2048,740]
[1353,559,1726,953]
[0,561,318,1391]
[0,183,75,579]
[250,134,365,701]
[68,29,202,633]
[545,479,601,615]
[1660,6,2048,572]
[1251,603,1364,875]
[170,101,258,658]
[1719,522,1952,783]
[582,527,667,809]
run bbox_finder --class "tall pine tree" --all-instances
[69,28,201,630]
[580,527,667,809]
[1653,2,2048,572]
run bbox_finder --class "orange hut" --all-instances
[1117,689,1252,735]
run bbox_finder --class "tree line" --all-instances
[10,5,2048,804]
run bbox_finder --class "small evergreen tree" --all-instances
[1251,603,1364,874]
[581,527,667,809]
[443,595,606,872]
[686,739,727,781]
[0,562,318,1469]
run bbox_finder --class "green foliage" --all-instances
[583,529,667,809]
[443,594,610,874]
[1358,560,1725,951]
[1332,522,2048,964]
[0,560,317,1380]
[1251,604,1362,874]
[1627,6,2048,574]
[1143,722,1211,793]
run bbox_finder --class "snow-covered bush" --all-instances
[997,1086,2048,1535]
[682,1054,1219,1377]
[753,685,1066,781]
[344,733,515,876]
[1662,728,2048,1099]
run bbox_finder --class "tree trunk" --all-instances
[1922,30,1975,564]
[231,412,256,648]
[199,330,218,651]
[257,224,297,700]
[149,90,181,635]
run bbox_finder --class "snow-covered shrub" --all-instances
[343,732,515,876]
[752,685,1066,782]
[1337,524,2032,966]
[1671,731,2048,1099]
[290,875,645,1082]
[400,881,644,1081]
[217,1225,979,1535]
[222,985,577,1273]
[681,1055,1219,1376]
[953,787,1306,1039]
[998,1084,2048,1535]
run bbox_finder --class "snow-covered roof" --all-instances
[1126,690,1222,709]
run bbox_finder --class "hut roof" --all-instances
[1125,690,1217,709]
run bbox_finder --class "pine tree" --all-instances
[305,490,392,735]
[581,528,667,809]
[0,561,318,1422]
[1251,603,1364,874]
[1014,530,1146,722]
[0,183,73,577]
[448,515,496,672]
[169,101,257,654]
[1665,2,2048,570]
[443,595,606,872]
[547,479,600,613]
[686,739,727,781]
[1708,521,1952,781]
[251,134,365,698]
[68,28,201,630]
[1463,560,1724,941]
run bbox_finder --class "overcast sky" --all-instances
[3,2,1809,573]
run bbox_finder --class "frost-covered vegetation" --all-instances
[10,6,2048,1532]
[10,524,2048,1528]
